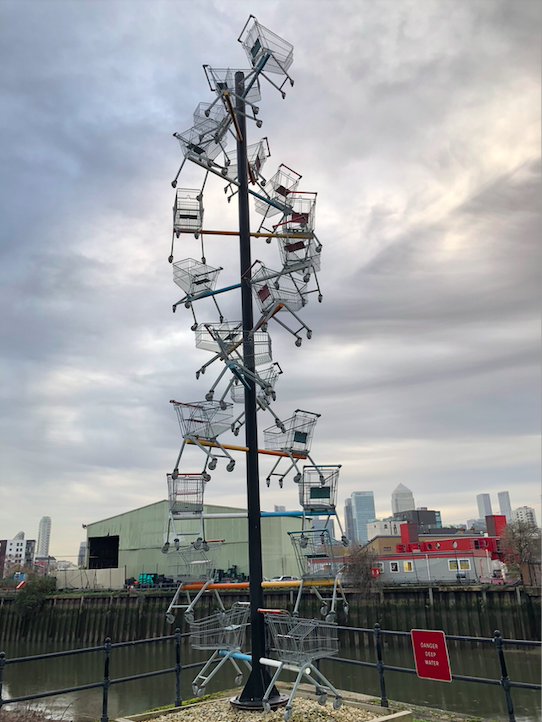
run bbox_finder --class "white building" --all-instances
[498,491,512,522]
[391,484,415,515]
[367,519,401,541]
[512,506,537,526]
[37,516,52,557]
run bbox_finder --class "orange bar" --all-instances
[185,438,307,460]
[180,580,336,590]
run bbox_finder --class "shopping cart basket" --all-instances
[263,410,320,487]
[259,609,342,720]
[238,16,294,95]
[165,540,224,625]
[289,529,348,622]
[189,602,251,696]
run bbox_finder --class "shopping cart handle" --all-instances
[257,608,289,614]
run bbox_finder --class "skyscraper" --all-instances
[344,498,355,542]
[351,492,376,546]
[497,491,512,522]
[37,516,52,558]
[476,494,493,519]
[391,484,415,515]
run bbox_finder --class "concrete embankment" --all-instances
[0,585,539,644]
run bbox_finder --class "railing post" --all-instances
[373,624,389,708]
[493,630,515,722]
[174,628,182,708]
[0,651,5,715]
[100,637,112,722]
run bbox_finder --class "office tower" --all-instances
[37,516,52,558]
[311,517,336,539]
[476,494,493,519]
[274,505,286,513]
[512,506,537,526]
[344,498,355,542]
[498,492,512,522]
[351,492,376,546]
[78,542,87,567]
[391,484,415,515]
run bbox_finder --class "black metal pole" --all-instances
[373,624,389,708]
[493,630,516,722]
[174,628,182,707]
[100,637,111,722]
[0,650,5,713]
[232,71,285,710]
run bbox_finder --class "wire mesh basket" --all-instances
[172,400,233,439]
[278,235,321,275]
[263,409,319,453]
[253,164,301,215]
[167,540,223,583]
[173,258,222,296]
[167,473,207,515]
[173,189,204,236]
[225,138,270,183]
[204,66,262,106]
[239,18,294,76]
[195,322,273,366]
[230,363,281,403]
[275,192,317,233]
[192,102,231,144]
[174,126,224,162]
[298,466,340,512]
[263,611,338,665]
[250,262,308,312]
[288,529,346,580]
[189,604,250,650]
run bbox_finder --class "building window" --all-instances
[448,559,471,571]
[426,543,432,550]
[390,562,399,572]
[383,546,391,551]
[452,541,458,548]
[436,542,440,549]
[403,561,413,572]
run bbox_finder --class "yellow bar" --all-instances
[180,579,336,591]
[185,438,307,460]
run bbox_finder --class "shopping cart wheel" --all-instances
[343,602,349,615]
[306,330,312,339]
[192,683,199,696]
[317,693,327,706]
[184,612,194,623]
[332,697,342,710]
[292,610,299,617]
[303,273,311,283]
[191,323,198,332]
[203,472,211,482]
[197,686,206,698]
[318,294,323,303]
[165,613,175,625]
[171,180,177,188]
[226,460,236,472]
[220,401,227,410]
[283,706,292,721]
[208,458,218,471]
[263,701,271,714]
[293,473,301,483]
[234,674,243,685]
[320,605,328,617]
[295,338,302,347]
[325,611,336,623]
[205,391,214,401]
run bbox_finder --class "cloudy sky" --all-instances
[0,0,540,559]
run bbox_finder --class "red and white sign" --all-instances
[370,567,380,578]
[410,629,452,682]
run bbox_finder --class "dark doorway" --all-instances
[88,536,119,569]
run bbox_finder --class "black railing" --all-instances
[0,627,540,722]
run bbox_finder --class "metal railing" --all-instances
[0,626,540,722]
[321,625,541,722]
[0,630,201,722]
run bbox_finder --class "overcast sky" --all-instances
[0,0,540,559]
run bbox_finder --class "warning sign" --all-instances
[410,629,452,682]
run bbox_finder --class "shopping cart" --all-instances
[254,164,301,218]
[194,321,273,381]
[259,609,342,720]
[162,472,208,551]
[165,539,225,624]
[230,362,284,436]
[263,409,320,487]
[189,603,251,696]
[247,260,312,347]
[298,465,347,541]
[172,189,204,238]
[170,400,236,477]
[238,16,294,97]
[223,137,270,201]
[171,258,225,329]
[288,528,348,622]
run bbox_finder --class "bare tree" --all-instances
[342,545,380,597]
[501,520,541,564]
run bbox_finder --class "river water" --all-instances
[1,631,540,721]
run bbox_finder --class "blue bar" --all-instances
[260,510,334,517]
[219,651,252,662]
